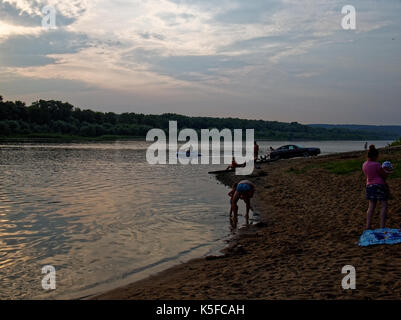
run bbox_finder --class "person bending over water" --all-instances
[231,180,256,220]
[362,145,389,229]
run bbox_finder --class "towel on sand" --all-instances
[359,228,401,247]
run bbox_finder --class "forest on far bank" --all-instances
[0,96,397,141]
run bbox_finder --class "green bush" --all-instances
[0,121,11,135]
[391,138,401,146]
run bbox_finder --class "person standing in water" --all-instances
[362,145,389,229]
[228,183,239,217]
[364,142,368,151]
[231,180,256,220]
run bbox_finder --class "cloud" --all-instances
[0,0,42,27]
[0,0,86,27]
[0,29,90,67]
[214,0,283,24]
[1,0,401,124]
[143,54,248,82]
[0,70,93,95]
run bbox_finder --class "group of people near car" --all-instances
[229,142,395,231]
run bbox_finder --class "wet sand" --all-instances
[94,146,401,300]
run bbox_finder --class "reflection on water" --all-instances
[0,141,246,299]
[0,140,391,299]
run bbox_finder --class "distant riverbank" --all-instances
[1,98,398,142]
[0,133,144,143]
[0,133,398,145]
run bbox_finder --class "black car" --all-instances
[270,145,321,160]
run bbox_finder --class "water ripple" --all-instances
[0,142,231,299]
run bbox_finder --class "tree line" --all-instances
[0,96,389,140]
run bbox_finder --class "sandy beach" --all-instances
[94,146,401,300]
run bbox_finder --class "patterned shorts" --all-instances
[366,184,388,201]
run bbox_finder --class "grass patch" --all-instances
[287,164,317,175]
[388,159,401,180]
[287,159,366,176]
[286,149,401,178]
[321,158,401,178]
[322,159,364,175]
[287,159,366,175]
[391,138,401,147]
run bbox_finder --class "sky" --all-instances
[0,0,400,125]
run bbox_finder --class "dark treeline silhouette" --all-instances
[0,96,389,140]
[310,124,401,140]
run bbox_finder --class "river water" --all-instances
[0,140,391,299]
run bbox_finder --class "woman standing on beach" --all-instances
[362,145,389,229]
[254,141,259,162]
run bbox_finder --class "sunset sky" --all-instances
[0,0,400,124]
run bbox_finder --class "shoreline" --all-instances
[92,146,401,300]
[0,134,145,143]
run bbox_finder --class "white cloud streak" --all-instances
[1,0,400,123]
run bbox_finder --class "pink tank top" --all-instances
[362,161,385,186]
